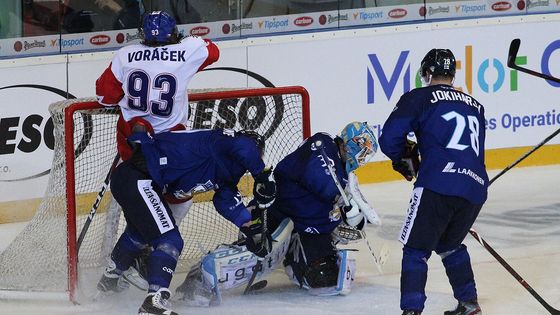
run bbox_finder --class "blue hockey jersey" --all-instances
[272,132,347,234]
[379,84,488,204]
[129,129,265,227]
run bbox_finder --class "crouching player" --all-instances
[96,128,275,315]
[175,122,381,304]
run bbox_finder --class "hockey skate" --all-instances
[402,310,422,315]
[138,288,178,315]
[96,261,129,293]
[444,300,481,315]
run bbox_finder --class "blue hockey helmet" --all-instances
[141,11,178,45]
[339,122,378,174]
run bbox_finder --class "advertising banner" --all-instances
[0,56,68,202]
[526,0,560,13]
[1,14,560,206]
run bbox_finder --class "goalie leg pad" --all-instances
[176,219,294,305]
[175,254,222,307]
[283,233,356,296]
[307,250,356,296]
[334,249,356,296]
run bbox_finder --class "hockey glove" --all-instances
[240,207,272,258]
[393,139,420,181]
[253,167,276,209]
[341,199,366,230]
[345,171,381,226]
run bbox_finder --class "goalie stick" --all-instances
[508,38,560,84]
[76,153,120,253]
[315,140,388,273]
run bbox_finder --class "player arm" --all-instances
[186,37,220,72]
[379,95,422,181]
[96,62,124,106]
[212,185,251,228]
[378,95,420,162]
[301,139,343,204]
[198,39,220,71]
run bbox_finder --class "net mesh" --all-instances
[0,88,307,297]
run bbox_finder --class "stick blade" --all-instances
[507,38,521,68]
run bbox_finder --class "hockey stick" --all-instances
[243,208,269,295]
[77,153,120,254]
[508,38,560,83]
[489,126,560,185]
[315,140,389,273]
[468,229,560,314]
[467,127,560,313]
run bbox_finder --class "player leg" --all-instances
[122,198,194,291]
[105,160,183,315]
[97,225,149,293]
[398,187,455,314]
[436,198,483,315]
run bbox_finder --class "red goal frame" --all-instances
[63,86,310,302]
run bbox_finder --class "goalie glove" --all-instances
[341,199,366,229]
[343,171,381,227]
[253,167,276,209]
[240,207,272,258]
[393,139,420,181]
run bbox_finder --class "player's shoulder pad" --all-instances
[309,132,335,144]
[179,35,205,46]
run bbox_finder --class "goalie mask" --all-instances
[340,122,378,174]
[140,11,179,46]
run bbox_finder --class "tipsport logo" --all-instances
[366,40,560,104]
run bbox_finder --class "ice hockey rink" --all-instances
[0,164,558,315]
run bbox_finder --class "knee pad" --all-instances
[151,228,184,260]
[122,228,149,250]
[305,255,339,288]
[403,246,432,262]
[437,244,465,259]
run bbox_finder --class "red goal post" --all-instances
[0,86,310,303]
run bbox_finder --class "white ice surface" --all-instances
[1,165,559,315]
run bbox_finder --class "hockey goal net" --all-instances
[0,86,310,303]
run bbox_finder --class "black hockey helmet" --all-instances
[237,130,265,153]
[420,49,456,78]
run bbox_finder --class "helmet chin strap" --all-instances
[421,74,432,86]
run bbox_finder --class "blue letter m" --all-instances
[367,51,411,104]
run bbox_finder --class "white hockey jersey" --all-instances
[96,36,219,133]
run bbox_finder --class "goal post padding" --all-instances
[0,86,310,303]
